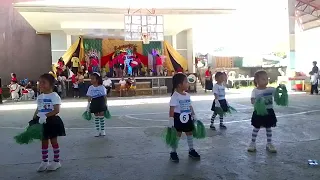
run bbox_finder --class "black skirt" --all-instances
[173,112,194,132]
[30,116,66,140]
[211,99,229,112]
[251,108,277,128]
[90,96,107,114]
[205,79,213,90]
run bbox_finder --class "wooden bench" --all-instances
[111,82,152,96]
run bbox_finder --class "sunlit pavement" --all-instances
[0,93,319,180]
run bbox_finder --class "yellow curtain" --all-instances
[163,41,174,73]
[79,37,85,62]
[163,40,188,71]
[52,38,81,73]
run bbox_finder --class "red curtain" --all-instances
[101,52,148,67]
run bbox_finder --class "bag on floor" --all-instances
[274,84,288,106]
[14,120,43,144]
[162,127,179,148]
[82,111,92,121]
[254,98,268,116]
[193,120,206,139]
[104,109,111,119]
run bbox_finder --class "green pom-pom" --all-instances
[163,127,179,148]
[274,85,288,106]
[227,106,237,113]
[14,124,43,144]
[254,98,268,116]
[214,107,226,117]
[104,109,111,119]
[82,111,92,121]
[193,120,206,139]
[192,123,198,138]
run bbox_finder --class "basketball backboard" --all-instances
[124,15,164,41]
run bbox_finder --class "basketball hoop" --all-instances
[142,33,150,44]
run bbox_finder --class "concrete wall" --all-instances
[175,29,194,72]
[51,31,73,64]
[0,1,52,85]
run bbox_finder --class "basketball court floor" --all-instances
[0,93,319,180]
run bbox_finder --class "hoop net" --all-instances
[142,33,150,44]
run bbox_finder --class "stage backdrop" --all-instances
[142,41,162,56]
[102,39,143,56]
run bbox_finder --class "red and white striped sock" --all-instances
[52,143,60,162]
[42,144,49,162]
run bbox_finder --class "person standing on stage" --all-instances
[156,54,163,76]
[71,53,80,75]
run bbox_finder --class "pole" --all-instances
[0,77,3,104]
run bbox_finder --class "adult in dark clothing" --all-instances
[205,66,213,92]
[312,61,319,74]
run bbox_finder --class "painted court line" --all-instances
[0,109,319,130]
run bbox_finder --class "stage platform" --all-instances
[66,76,173,97]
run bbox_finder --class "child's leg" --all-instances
[50,137,60,162]
[247,127,259,152]
[185,131,200,159]
[266,128,272,144]
[47,137,62,171]
[94,114,100,136]
[210,112,217,129]
[171,132,181,153]
[266,128,277,153]
[37,139,49,172]
[251,127,260,143]
[41,139,49,162]
[98,112,105,136]
[219,114,226,129]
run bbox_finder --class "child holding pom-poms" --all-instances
[168,73,201,162]
[86,73,109,137]
[248,70,279,153]
[20,73,66,172]
[210,72,229,130]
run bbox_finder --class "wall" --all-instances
[0,1,51,84]
[175,29,194,72]
[51,31,71,64]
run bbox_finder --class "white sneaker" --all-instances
[94,131,101,137]
[266,143,277,153]
[247,142,256,152]
[101,130,106,136]
[37,161,49,172]
[47,161,61,171]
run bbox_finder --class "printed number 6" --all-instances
[180,113,189,123]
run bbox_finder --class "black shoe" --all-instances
[210,124,216,130]
[220,124,227,129]
[189,149,200,159]
[170,152,179,162]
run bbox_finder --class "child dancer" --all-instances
[210,72,228,130]
[169,73,200,162]
[36,73,66,172]
[248,70,277,153]
[86,73,107,137]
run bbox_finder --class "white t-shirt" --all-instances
[212,83,226,100]
[170,91,192,114]
[310,74,318,85]
[37,92,61,117]
[119,80,126,86]
[251,87,276,109]
[103,79,112,87]
[86,85,106,98]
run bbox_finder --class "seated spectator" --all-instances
[119,77,126,97]
[103,76,112,96]
[8,80,20,101]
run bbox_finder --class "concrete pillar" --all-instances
[171,34,177,49]
[50,31,69,64]
[186,29,194,73]
[287,0,296,72]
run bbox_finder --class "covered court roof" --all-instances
[296,0,320,30]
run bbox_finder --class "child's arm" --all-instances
[46,104,60,117]
[169,106,175,118]
[251,89,256,105]
[190,105,195,116]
